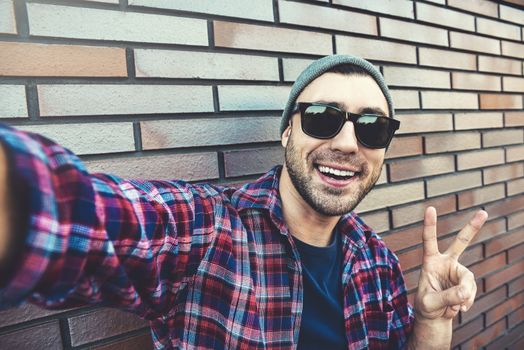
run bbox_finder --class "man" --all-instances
[0,55,487,349]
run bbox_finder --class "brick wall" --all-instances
[0,0,522,349]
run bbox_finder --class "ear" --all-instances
[281,124,291,147]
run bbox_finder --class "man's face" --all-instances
[281,72,389,216]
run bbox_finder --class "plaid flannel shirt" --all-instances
[0,125,414,349]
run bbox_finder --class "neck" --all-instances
[279,166,341,247]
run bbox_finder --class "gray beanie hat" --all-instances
[280,54,394,136]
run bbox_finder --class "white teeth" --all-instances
[318,165,355,177]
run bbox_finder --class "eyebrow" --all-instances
[314,101,388,117]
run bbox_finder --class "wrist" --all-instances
[407,316,453,350]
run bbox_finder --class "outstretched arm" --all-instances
[406,207,488,349]
[0,125,220,319]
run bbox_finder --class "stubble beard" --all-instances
[284,136,383,216]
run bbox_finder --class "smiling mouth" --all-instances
[315,164,360,181]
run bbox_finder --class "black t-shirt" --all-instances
[294,232,347,350]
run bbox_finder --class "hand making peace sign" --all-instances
[414,207,489,321]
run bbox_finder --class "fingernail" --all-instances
[461,305,467,312]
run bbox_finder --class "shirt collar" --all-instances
[233,165,370,248]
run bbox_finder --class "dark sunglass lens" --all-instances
[355,115,391,147]
[302,105,343,138]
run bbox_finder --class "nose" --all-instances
[329,121,359,153]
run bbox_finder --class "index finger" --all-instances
[446,210,488,259]
[422,206,439,258]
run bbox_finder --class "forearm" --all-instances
[406,317,452,350]
[0,124,215,316]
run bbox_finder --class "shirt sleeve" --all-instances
[0,124,221,320]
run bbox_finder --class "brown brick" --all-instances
[487,308,524,348]
[510,275,524,297]
[380,18,448,46]
[397,246,422,272]
[391,195,456,228]
[355,181,425,213]
[447,0,498,17]
[279,1,377,35]
[419,48,476,71]
[508,178,524,197]
[477,17,521,41]
[0,321,62,349]
[383,66,450,89]
[386,136,423,159]
[223,146,283,178]
[484,163,524,184]
[214,21,332,55]
[479,55,522,75]
[335,36,417,64]
[458,183,506,209]
[485,195,524,219]
[450,32,500,55]
[68,308,148,346]
[461,318,506,349]
[425,132,481,154]
[506,111,524,127]
[472,217,506,245]
[416,3,475,31]
[452,316,483,346]
[485,258,524,291]
[389,155,455,182]
[0,303,66,328]
[376,166,388,186]
[504,77,524,93]
[0,42,126,77]
[395,113,453,135]
[486,228,523,257]
[470,252,506,279]
[509,335,524,350]
[509,307,524,331]
[452,72,501,91]
[462,287,506,324]
[383,225,422,253]
[455,112,503,130]
[507,144,524,162]
[85,152,219,181]
[421,91,479,109]
[437,209,480,239]
[480,93,523,110]
[359,210,389,234]
[509,243,524,263]
[502,41,524,59]
[141,117,279,150]
[508,211,524,230]
[426,171,482,197]
[93,333,153,350]
[457,149,505,171]
[461,245,485,268]
[403,269,420,292]
[483,129,523,147]
[389,90,420,109]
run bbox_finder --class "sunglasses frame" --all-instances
[294,102,400,149]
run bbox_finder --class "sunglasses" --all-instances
[293,102,400,149]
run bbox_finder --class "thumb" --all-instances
[421,286,467,312]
